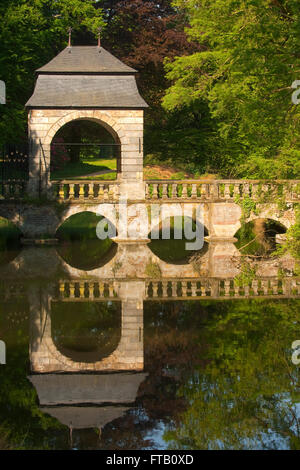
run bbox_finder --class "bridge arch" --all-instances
[55,210,118,271]
[244,204,296,230]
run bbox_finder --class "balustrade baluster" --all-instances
[79,183,85,200]
[69,282,75,299]
[79,282,85,298]
[152,282,159,297]
[224,183,231,199]
[69,183,75,199]
[59,183,64,200]
[191,184,197,198]
[224,280,230,296]
[59,282,65,298]
[99,282,104,297]
[98,184,104,200]
[88,183,94,199]
[233,183,240,198]
[200,184,207,199]
[172,183,178,199]
[88,283,94,299]
[182,184,188,199]
[191,282,197,297]
[162,183,168,199]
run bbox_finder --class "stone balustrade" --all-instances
[1,179,300,203]
[146,277,300,299]
[145,179,300,202]
[53,180,120,202]
[57,281,119,300]
[53,278,300,301]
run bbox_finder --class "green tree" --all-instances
[163,0,300,178]
[0,0,104,145]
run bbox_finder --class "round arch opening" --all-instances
[56,211,117,271]
[50,118,121,181]
[51,301,121,363]
[235,218,287,256]
[148,216,209,264]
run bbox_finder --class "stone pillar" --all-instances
[28,110,54,197]
[119,111,145,200]
[208,203,242,241]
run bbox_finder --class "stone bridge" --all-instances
[0,179,299,239]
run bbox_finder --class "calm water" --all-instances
[0,240,299,450]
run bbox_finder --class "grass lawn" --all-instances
[51,157,219,181]
[51,158,117,181]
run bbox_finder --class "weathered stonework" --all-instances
[28,109,145,199]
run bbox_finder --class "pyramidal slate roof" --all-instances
[36,46,137,74]
[26,46,148,109]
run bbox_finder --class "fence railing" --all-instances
[146,277,300,299]
[1,178,300,203]
[145,180,300,202]
[52,180,120,202]
[57,281,119,300]
[53,278,300,300]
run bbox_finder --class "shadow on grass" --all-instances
[51,159,117,181]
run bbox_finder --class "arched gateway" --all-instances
[26,45,148,199]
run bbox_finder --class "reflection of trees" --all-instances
[164,300,300,450]
[0,297,66,449]
[1,296,300,449]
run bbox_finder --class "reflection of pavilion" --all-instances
[28,373,147,431]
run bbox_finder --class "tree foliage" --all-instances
[0,0,104,145]
[163,0,300,177]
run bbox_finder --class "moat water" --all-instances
[0,237,299,450]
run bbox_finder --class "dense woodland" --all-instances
[1,0,300,179]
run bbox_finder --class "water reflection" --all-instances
[0,242,299,449]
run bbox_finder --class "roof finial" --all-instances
[97,27,102,49]
[68,26,72,48]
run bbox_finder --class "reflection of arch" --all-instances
[148,215,209,265]
[30,284,144,373]
[51,301,121,363]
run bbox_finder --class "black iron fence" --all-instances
[0,144,29,198]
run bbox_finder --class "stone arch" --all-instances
[44,111,124,181]
[55,208,118,271]
[245,212,293,230]
[44,110,125,147]
[54,204,119,235]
